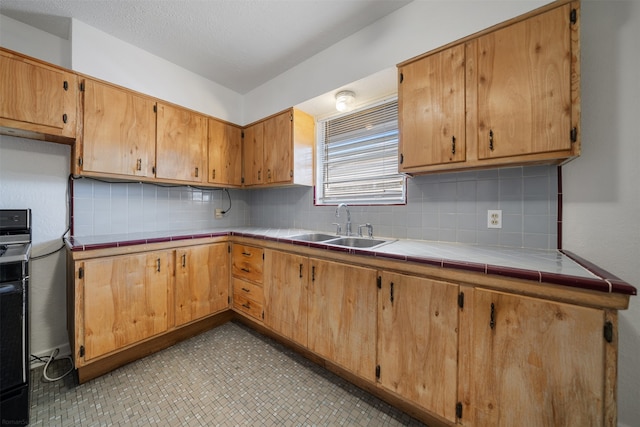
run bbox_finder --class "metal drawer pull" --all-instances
[241,287,250,293]
[242,252,252,257]
[242,302,251,309]
[241,268,250,273]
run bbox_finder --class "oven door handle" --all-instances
[0,283,21,294]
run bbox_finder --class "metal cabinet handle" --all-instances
[137,159,142,171]
[451,136,456,155]
[241,252,252,257]
[258,170,261,181]
[212,169,216,180]
[156,258,161,272]
[241,287,250,293]
[241,268,250,273]
[181,254,186,268]
[299,263,303,278]
[490,303,496,329]
[195,167,199,178]
[390,282,394,303]
[489,130,494,151]
[242,302,251,309]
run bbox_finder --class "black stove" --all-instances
[0,209,31,426]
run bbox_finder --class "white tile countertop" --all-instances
[66,227,637,296]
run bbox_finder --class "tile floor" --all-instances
[30,321,426,426]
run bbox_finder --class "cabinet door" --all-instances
[82,251,170,360]
[264,250,308,346]
[308,259,377,381]
[476,5,572,159]
[81,79,156,177]
[175,243,229,327]
[208,119,242,186]
[378,272,459,422]
[0,53,76,138]
[263,111,292,184]
[399,44,466,170]
[156,102,207,183]
[462,288,605,426]
[243,122,263,185]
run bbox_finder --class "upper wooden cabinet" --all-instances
[208,119,242,187]
[156,102,207,183]
[474,4,574,160]
[0,49,77,143]
[398,43,466,170]
[243,108,314,187]
[79,78,156,178]
[398,1,580,174]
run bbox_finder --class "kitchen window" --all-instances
[315,99,406,205]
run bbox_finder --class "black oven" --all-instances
[0,209,31,426]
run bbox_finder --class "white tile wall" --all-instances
[72,165,558,250]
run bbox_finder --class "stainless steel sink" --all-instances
[326,237,391,249]
[289,233,338,242]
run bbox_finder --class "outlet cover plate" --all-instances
[488,210,502,229]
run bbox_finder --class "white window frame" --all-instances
[315,98,406,206]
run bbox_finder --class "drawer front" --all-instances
[233,278,263,303]
[232,244,263,283]
[233,291,263,320]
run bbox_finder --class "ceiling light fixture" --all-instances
[335,90,356,112]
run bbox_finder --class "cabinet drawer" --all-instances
[233,278,263,302]
[233,292,263,320]
[232,244,263,283]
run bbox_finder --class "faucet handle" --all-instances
[358,223,374,238]
[332,223,342,235]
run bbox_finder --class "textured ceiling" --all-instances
[0,0,411,94]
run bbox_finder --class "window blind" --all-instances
[317,99,405,205]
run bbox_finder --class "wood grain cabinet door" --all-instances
[308,259,377,381]
[475,4,573,159]
[377,272,459,422]
[243,122,264,186]
[82,251,170,361]
[208,118,242,186]
[264,250,308,346]
[0,53,77,138]
[81,79,156,177]
[461,288,605,427]
[399,44,466,170]
[175,243,230,327]
[156,102,207,183]
[263,111,293,184]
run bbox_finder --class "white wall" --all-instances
[243,0,546,123]
[563,2,640,426]
[0,14,70,67]
[70,19,243,124]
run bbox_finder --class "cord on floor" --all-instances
[31,349,74,382]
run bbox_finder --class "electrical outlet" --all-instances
[487,209,502,229]
[215,208,223,219]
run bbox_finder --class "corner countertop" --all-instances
[66,227,637,296]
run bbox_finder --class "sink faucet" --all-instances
[335,203,352,236]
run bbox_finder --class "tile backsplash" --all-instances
[73,165,558,250]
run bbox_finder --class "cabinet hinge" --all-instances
[456,402,463,419]
[375,365,381,379]
[79,81,85,92]
[152,166,156,174]
[570,127,578,143]
[376,276,382,289]
[153,104,157,113]
[241,177,245,184]
[63,81,69,91]
[228,245,231,253]
[62,114,68,124]
[570,8,577,25]
[228,296,231,304]
[399,72,404,84]
[458,292,464,309]
[262,311,265,320]
[262,253,265,260]
[78,157,83,167]
[400,153,404,165]
[241,131,244,139]
[604,321,613,343]
[79,345,85,358]
[290,113,293,122]
[78,267,84,279]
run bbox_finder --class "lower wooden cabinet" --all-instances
[76,250,171,363]
[308,259,377,381]
[231,244,264,321]
[175,243,229,327]
[459,287,609,427]
[377,272,460,422]
[264,250,309,345]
